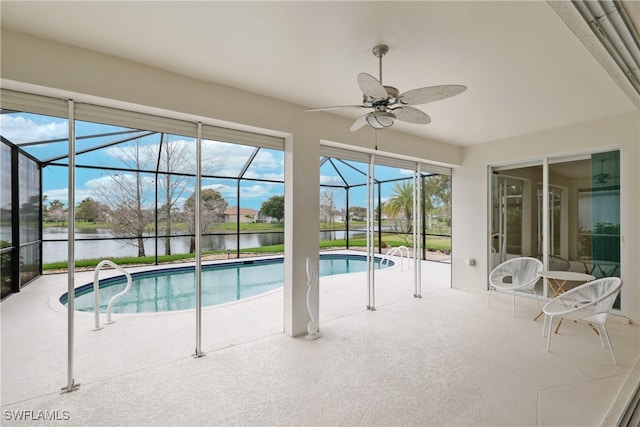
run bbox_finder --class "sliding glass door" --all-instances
[490,166,540,272]
[490,150,621,308]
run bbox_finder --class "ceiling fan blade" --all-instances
[305,105,368,112]
[392,106,431,124]
[350,114,368,132]
[357,73,388,99]
[399,85,467,105]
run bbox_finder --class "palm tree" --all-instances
[384,181,414,234]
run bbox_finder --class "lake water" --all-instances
[40,228,367,263]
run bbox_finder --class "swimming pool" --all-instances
[61,254,391,314]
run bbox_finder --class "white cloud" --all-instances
[201,140,256,177]
[1,115,67,144]
[42,136,286,209]
[252,150,281,170]
[207,183,235,198]
[213,182,280,201]
[241,184,279,199]
[83,173,156,208]
[320,175,344,185]
[85,175,115,189]
[243,171,284,181]
[43,188,96,207]
[86,137,284,182]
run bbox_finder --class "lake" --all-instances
[40,228,366,263]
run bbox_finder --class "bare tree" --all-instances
[320,189,337,240]
[91,139,153,257]
[155,135,224,255]
[109,200,152,257]
[156,135,192,255]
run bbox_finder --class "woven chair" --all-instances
[488,257,543,317]
[534,254,571,271]
[542,277,623,364]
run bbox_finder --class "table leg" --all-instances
[550,279,568,333]
[534,278,564,322]
[555,318,564,334]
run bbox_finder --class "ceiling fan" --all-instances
[306,44,467,131]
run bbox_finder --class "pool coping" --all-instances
[49,250,399,318]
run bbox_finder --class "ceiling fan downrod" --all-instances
[372,44,389,84]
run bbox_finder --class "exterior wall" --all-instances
[452,112,640,324]
[224,208,258,223]
[1,28,462,337]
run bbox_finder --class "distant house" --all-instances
[224,207,258,223]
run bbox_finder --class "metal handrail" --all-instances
[92,260,132,331]
[0,246,14,254]
[382,245,411,271]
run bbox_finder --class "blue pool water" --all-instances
[62,254,390,314]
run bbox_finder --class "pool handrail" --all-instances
[383,246,411,271]
[92,260,132,331]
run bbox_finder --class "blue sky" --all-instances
[2,112,413,211]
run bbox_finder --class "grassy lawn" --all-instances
[213,222,284,232]
[43,221,285,232]
[43,220,113,229]
[42,232,450,271]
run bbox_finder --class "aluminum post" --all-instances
[62,100,79,393]
[194,123,205,357]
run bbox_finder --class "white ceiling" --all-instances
[1,1,638,147]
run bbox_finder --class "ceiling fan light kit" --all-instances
[306,44,467,132]
[366,110,395,129]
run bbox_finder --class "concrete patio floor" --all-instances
[1,252,638,426]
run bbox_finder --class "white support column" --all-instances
[414,164,422,298]
[542,157,550,298]
[284,135,319,337]
[63,100,79,393]
[367,153,376,310]
[194,123,204,357]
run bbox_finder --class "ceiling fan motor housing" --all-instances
[362,86,399,107]
[384,86,399,104]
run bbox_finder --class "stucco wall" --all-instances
[452,112,640,323]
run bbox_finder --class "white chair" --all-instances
[534,254,571,271]
[488,257,543,317]
[542,277,622,364]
